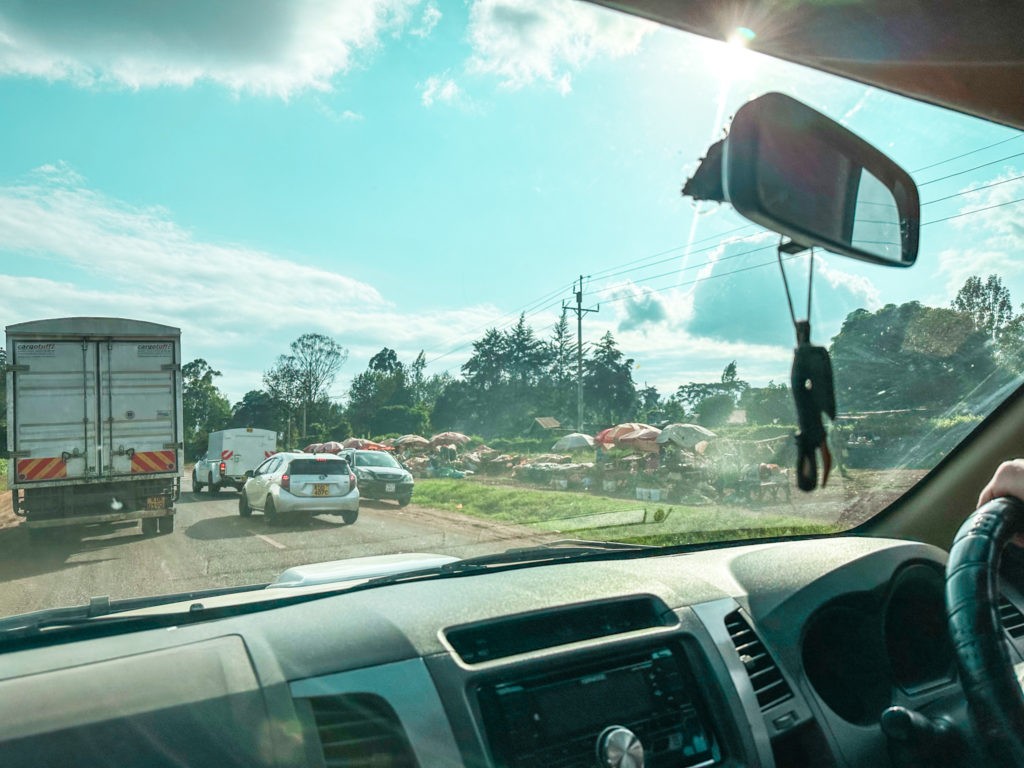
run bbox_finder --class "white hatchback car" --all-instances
[239,452,359,524]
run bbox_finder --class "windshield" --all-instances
[0,0,1022,618]
[289,459,348,476]
[355,453,402,469]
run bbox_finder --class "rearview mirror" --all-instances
[723,92,919,267]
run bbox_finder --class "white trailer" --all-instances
[193,428,277,493]
[5,317,183,538]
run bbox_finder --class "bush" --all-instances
[488,436,559,454]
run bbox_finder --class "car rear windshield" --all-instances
[288,459,348,475]
[355,452,401,468]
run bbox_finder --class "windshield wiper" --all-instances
[0,542,658,648]
[346,540,658,589]
[0,582,268,641]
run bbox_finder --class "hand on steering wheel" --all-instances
[946,494,1024,767]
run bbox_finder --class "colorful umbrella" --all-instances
[656,423,717,449]
[552,433,596,451]
[395,434,430,447]
[343,438,392,450]
[430,431,470,446]
[595,423,653,446]
[617,426,662,453]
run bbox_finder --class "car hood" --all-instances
[270,553,456,588]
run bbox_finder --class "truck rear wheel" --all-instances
[206,475,219,495]
[141,517,159,536]
[158,515,175,534]
[192,471,203,492]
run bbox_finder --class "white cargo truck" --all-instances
[5,317,183,539]
[192,427,277,493]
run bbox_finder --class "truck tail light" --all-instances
[281,474,290,490]
[219,461,226,473]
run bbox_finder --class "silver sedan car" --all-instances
[239,452,359,524]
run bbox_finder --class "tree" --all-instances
[182,359,231,459]
[230,390,285,432]
[695,394,735,427]
[951,274,1014,344]
[740,382,793,425]
[548,311,575,421]
[583,332,637,426]
[346,348,415,435]
[265,333,347,439]
[675,362,749,415]
[831,301,1000,413]
[371,405,430,437]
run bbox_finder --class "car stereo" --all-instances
[477,645,719,768]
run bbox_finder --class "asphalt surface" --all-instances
[0,477,549,618]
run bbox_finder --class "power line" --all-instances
[922,195,1024,227]
[921,173,1024,206]
[587,222,756,280]
[912,132,1024,174]
[918,151,1024,187]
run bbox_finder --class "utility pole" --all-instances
[563,275,599,433]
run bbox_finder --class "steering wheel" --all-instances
[945,496,1024,766]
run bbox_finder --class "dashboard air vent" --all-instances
[307,693,418,768]
[725,610,793,711]
[446,596,674,663]
[999,596,1024,640]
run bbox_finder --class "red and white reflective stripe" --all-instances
[131,450,177,474]
[16,457,67,482]
[221,450,234,460]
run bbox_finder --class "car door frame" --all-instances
[247,456,280,510]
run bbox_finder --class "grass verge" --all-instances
[414,478,839,545]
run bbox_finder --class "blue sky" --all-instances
[1,0,1022,404]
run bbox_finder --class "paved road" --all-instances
[0,478,549,618]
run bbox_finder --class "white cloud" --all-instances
[466,0,652,92]
[936,169,1024,295]
[420,73,461,107]
[315,100,366,122]
[0,166,503,401]
[411,1,442,38]
[0,0,418,97]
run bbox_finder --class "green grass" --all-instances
[414,478,645,523]
[0,458,6,492]
[414,478,839,545]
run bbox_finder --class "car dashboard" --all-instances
[2,535,1023,768]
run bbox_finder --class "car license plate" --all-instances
[146,496,165,510]
[314,484,329,497]
[386,483,396,492]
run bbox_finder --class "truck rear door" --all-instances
[9,340,98,483]
[99,340,179,478]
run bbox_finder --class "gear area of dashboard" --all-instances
[476,644,718,768]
